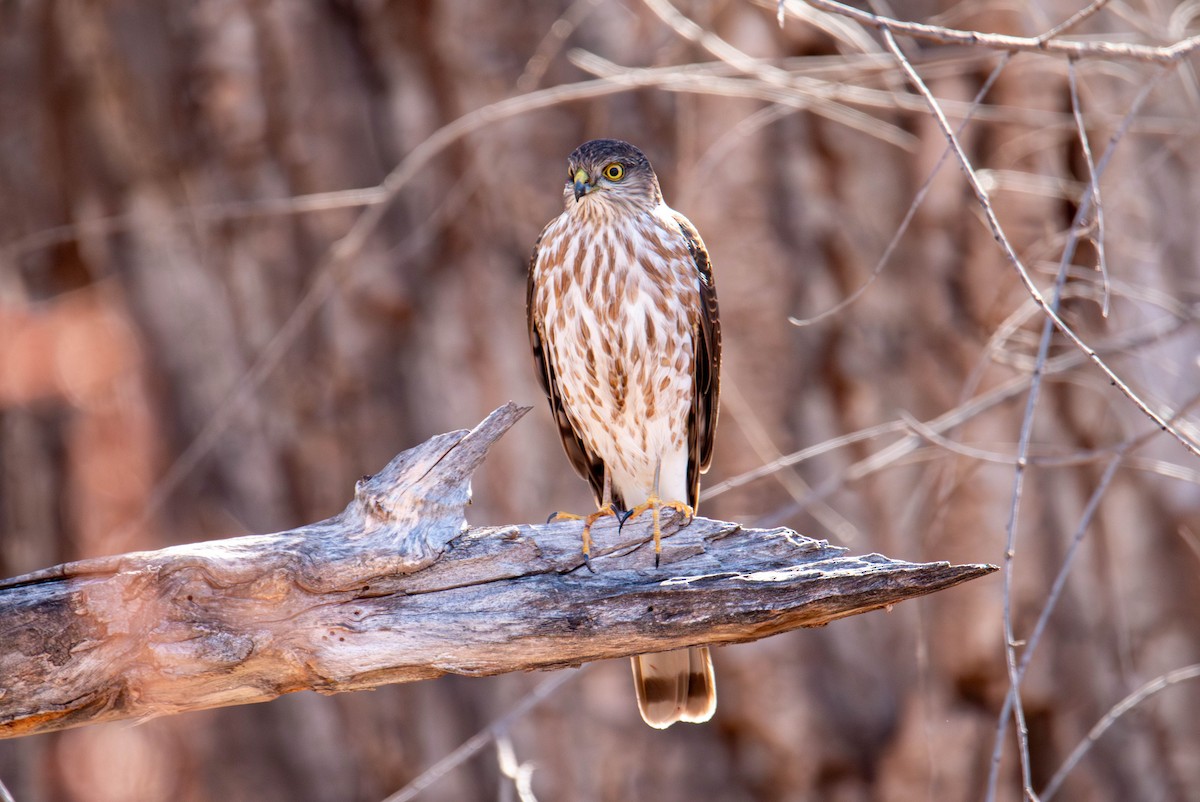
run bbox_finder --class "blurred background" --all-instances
[2,0,1199,800]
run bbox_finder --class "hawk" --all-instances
[527,139,721,728]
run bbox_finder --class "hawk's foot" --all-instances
[547,503,621,572]
[621,495,694,568]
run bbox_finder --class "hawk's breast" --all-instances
[534,204,701,503]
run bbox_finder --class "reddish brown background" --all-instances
[2,1,1199,800]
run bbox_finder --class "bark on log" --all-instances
[0,403,994,739]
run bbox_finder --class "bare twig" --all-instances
[720,377,863,546]
[516,0,602,91]
[982,54,1182,802]
[2,188,391,262]
[495,736,539,802]
[790,53,1013,327]
[1040,665,1200,800]
[569,50,917,149]
[872,22,1176,799]
[874,23,1199,462]
[783,0,1200,63]
[701,418,908,501]
[382,672,575,802]
[992,450,1125,801]
[985,391,1200,795]
[1067,59,1110,317]
[717,307,1196,518]
[1035,0,1112,45]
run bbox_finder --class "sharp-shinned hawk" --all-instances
[527,139,722,729]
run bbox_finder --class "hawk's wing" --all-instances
[673,212,722,511]
[527,225,609,506]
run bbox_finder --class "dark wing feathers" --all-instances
[527,228,611,507]
[673,212,722,511]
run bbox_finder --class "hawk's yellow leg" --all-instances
[547,470,617,570]
[548,504,619,568]
[622,461,694,567]
[623,496,693,567]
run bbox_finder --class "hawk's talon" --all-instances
[548,504,618,569]
[622,494,694,565]
[615,508,635,532]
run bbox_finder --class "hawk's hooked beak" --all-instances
[572,168,592,201]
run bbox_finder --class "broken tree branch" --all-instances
[0,403,995,739]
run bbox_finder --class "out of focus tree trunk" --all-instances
[1,1,1198,801]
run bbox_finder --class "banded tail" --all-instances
[631,646,716,728]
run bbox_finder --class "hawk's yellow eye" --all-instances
[603,163,625,181]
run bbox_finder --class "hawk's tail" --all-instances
[630,646,716,729]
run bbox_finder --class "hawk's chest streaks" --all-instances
[537,206,698,456]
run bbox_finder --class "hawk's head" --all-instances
[564,139,662,214]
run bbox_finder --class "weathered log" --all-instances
[0,403,995,738]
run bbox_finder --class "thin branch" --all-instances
[899,412,1117,468]
[679,104,796,207]
[720,376,864,546]
[382,672,575,802]
[1126,456,1200,485]
[784,0,1200,63]
[701,418,908,501]
[1040,664,1200,800]
[790,52,1013,327]
[1067,59,1110,317]
[978,49,1185,802]
[985,391,1200,797]
[569,50,917,149]
[994,356,1179,798]
[990,450,1125,802]
[902,422,1200,475]
[873,22,1173,798]
[1035,0,1112,45]
[875,22,1199,462]
[864,25,1190,797]
[2,188,391,262]
[570,47,1189,133]
[742,278,1196,526]
[495,736,539,802]
[645,0,792,78]
[516,0,602,91]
